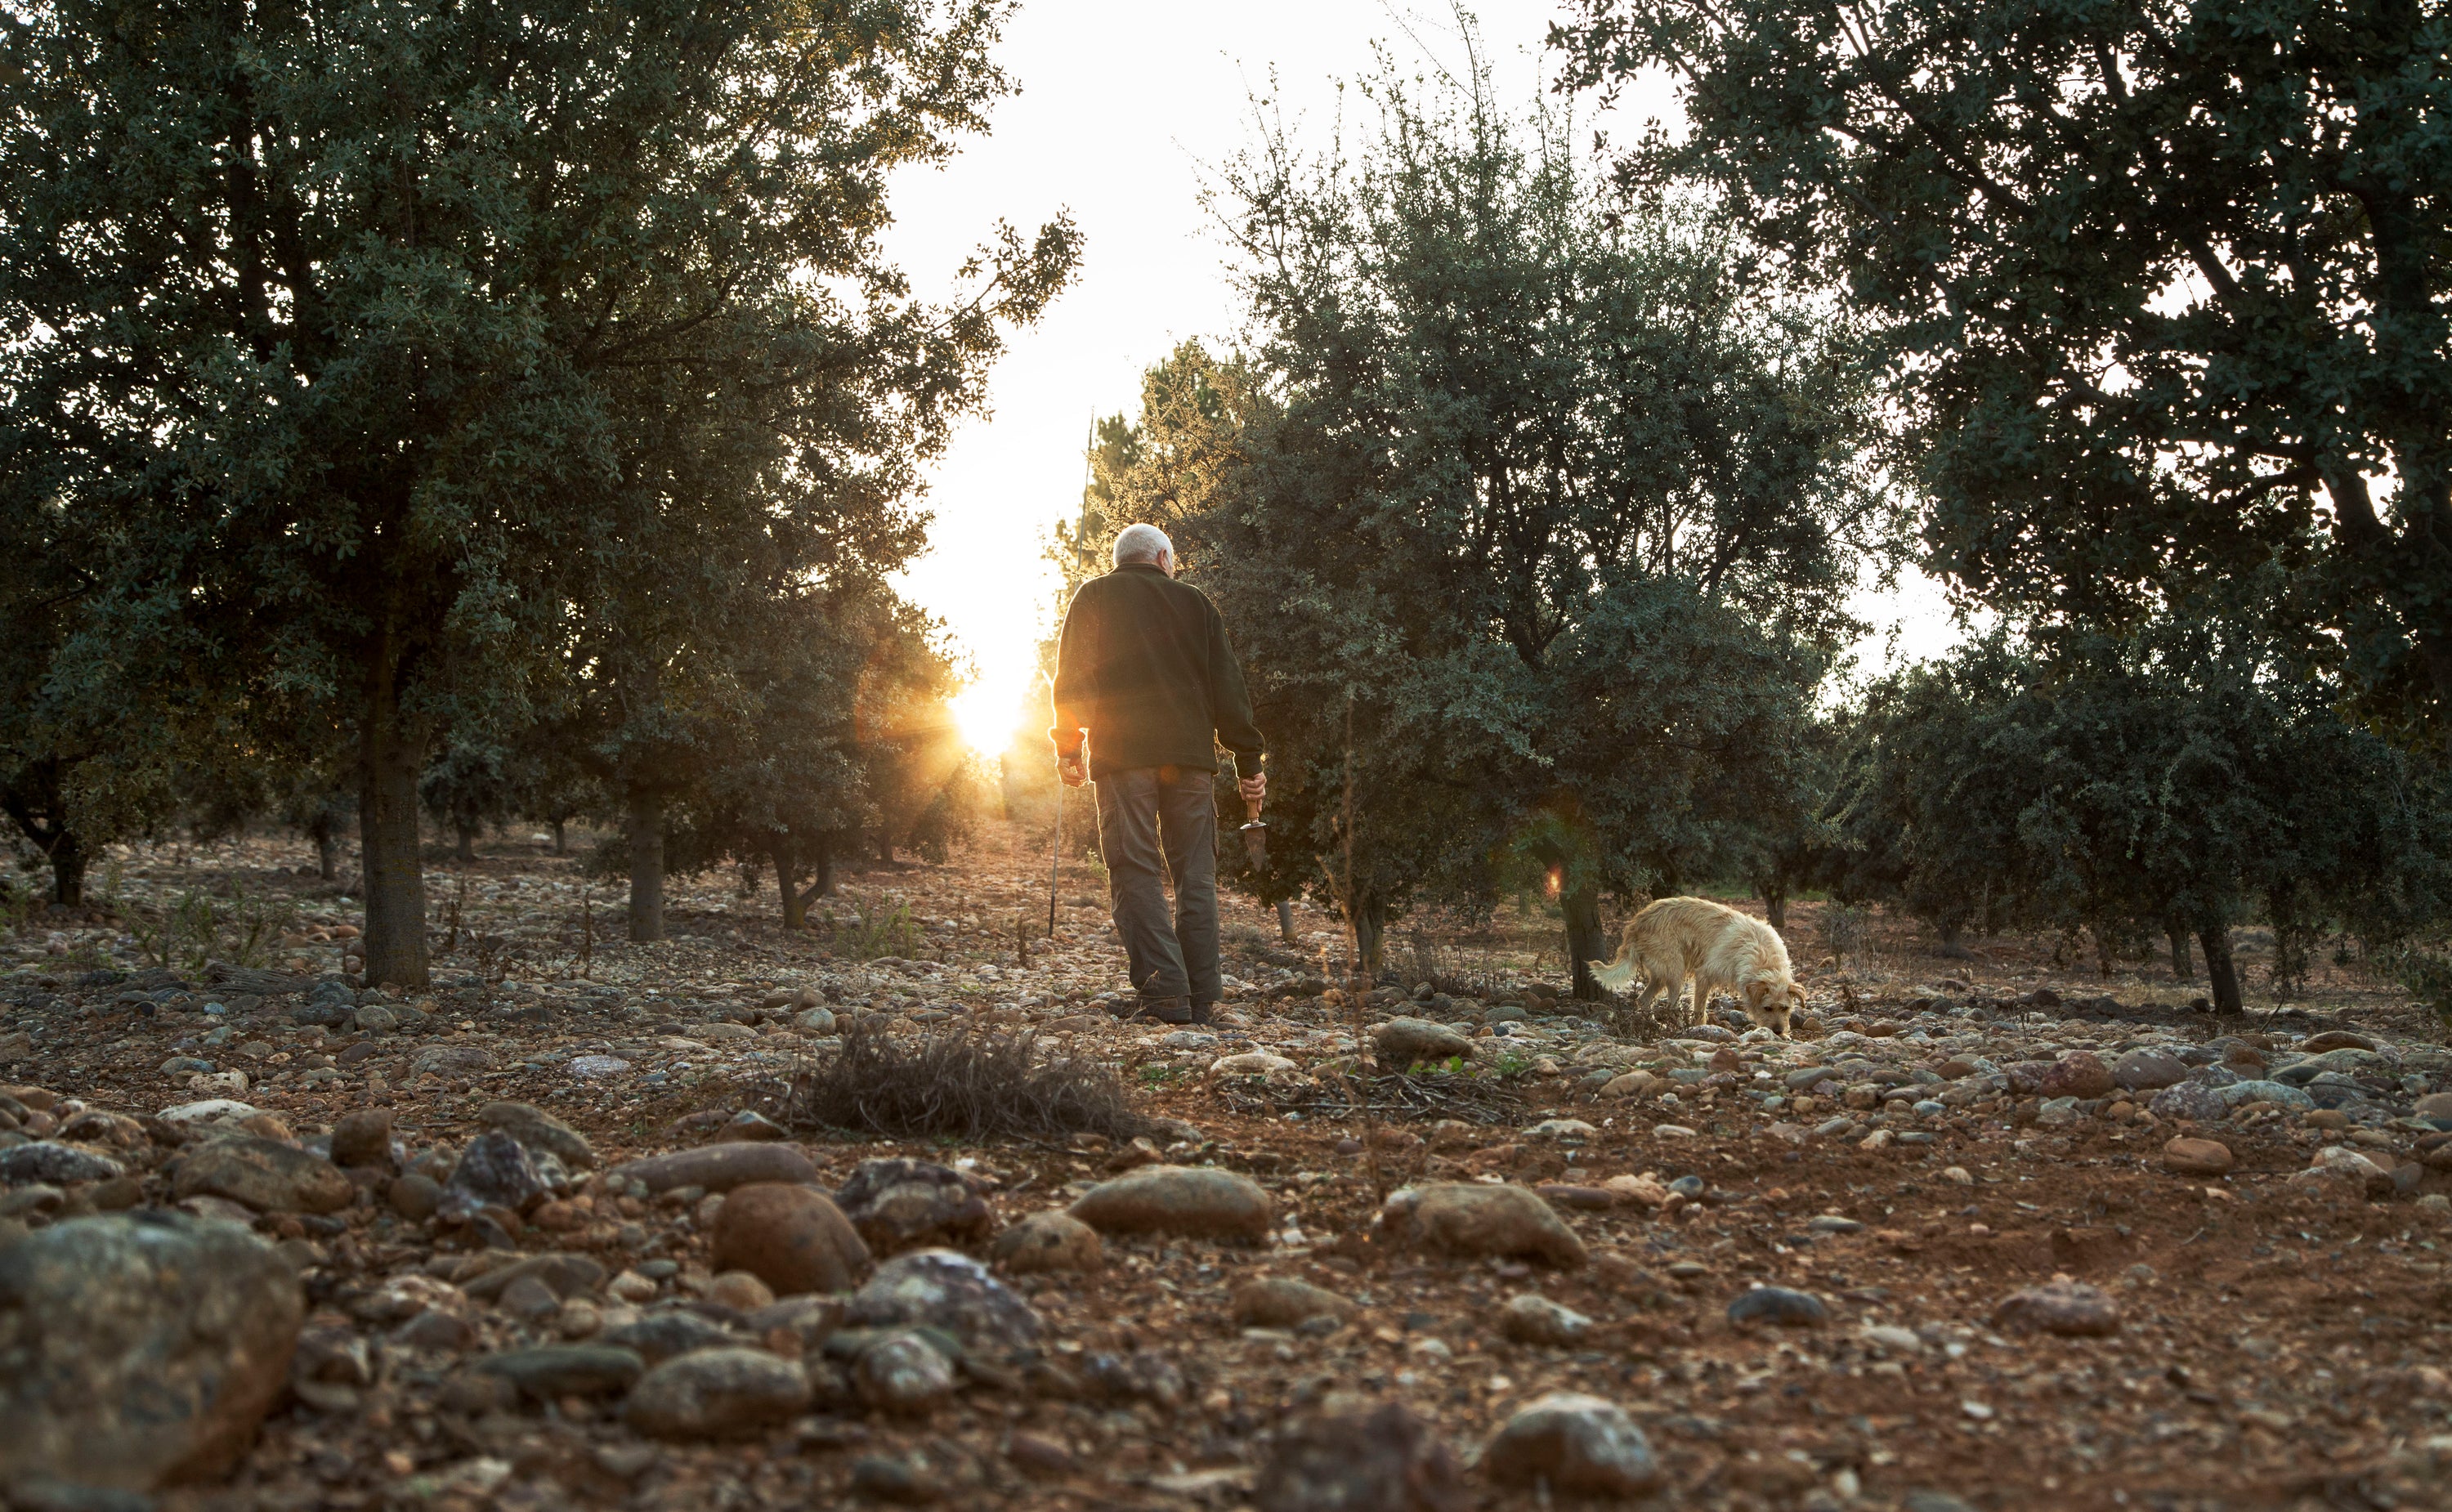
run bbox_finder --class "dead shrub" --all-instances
[775,1020,1147,1142]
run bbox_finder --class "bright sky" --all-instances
[888,2,1961,753]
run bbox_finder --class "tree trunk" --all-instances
[49,830,85,908]
[812,832,836,899]
[358,681,430,988]
[2093,926,2114,977]
[310,815,339,881]
[2167,919,2193,982]
[454,821,477,863]
[1564,882,1609,1000]
[1762,883,1787,933]
[874,825,895,865]
[1347,892,1388,977]
[1277,897,1296,943]
[2,763,87,907]
[771,833,806,930]
[627,785,664,942]
[550,819,567,857]
[2197,919,2241,1014]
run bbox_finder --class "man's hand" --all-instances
[1237,771,1266,811]
[1058,752,1089,788]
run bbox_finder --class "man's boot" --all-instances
[1118,994,1197,1025]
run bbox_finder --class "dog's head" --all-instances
[1742,977,1805,1037]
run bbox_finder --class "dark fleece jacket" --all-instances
[1050,563,1264,779]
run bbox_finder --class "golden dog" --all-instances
[1587,896,1804,1036]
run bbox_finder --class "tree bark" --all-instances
[1277,897,1297,943]
[1564,882,1609,1000]
[454,821,477,863]
[770,832,806,930]
[2,763,87,907]
[1347,892,1388,977]
[874,825,895,865]
[2197,919,2241,1014]
[309,813,339,881]
[812,832,835,899]
[1762,883,1787,933]
[550,819,566,857]
[627,784,664,942]
[48,830,84,908]
[2167,919,2193,982]
[357,681,430,988]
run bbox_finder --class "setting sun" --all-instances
[949,667,1037,758]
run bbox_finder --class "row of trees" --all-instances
[1038,29,2452,1012]
[1,0,1076,984]
[1050,64,1889,995]
[1819,618,2452,1012]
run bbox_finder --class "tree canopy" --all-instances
[1557,0,2452,740]
[1067,60,1890,988]
[0,0,1077,982]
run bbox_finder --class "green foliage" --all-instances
[1070,51,1890,987]
[1823,614,2452,1009]
[1558,0,2452,739]
[821,896,924,962]
[0,0,1078,981]
[127,886,301,977]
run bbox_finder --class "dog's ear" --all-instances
[1743,981,1766,1009]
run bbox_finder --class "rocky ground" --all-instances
[5,822,2452,1512]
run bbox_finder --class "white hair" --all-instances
[1112,523,1174,567]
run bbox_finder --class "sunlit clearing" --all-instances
[951,669,1034,758]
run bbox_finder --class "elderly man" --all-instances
[1050,524,1265,1026]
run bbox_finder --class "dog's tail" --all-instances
[1586,948,1639,992]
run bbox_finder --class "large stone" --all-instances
[608,1142,818,1193]
[2112,1048,2189,1092]
[1726,1286,1828,1327]
[327,1108,394,1170]
[473,1345,643,1399]
[1481,1392,1661,1496]
[0,1213,303,1492]
[2222,1079,2315,1110]
[0,1143,125,1187]
[1371,1018,1473,1067]
[1233,1277,1354,1329]
[2414,1089,2452,1128]
[440,1130,548,1219]
[1498,1294,1592,1347]
[409,1045,494,1079]
[833,1158,996,1255]
[1255,1400,1468,1512]
[479,1102,596,1171]
[459,1253,606,1304]
[1068,1165,1273,1242]
[988,1210,1103,1275]
[623,1347,810,1439]
[2162,1137,2235,1176]
[845,1250,1040,1354]
[171,1135,351,1215]
[603,1312,740,1367]
[1379,1184,1586,1268]
[2037,1051,2115,1100]
[1993,1280,2121,1336]
[709,1183,869,1296]
[852,1331,959,1414]
[2149,1082,2229,1123]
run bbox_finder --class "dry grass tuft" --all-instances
[775,1020,1148,1142]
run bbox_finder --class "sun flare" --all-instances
[949,667,1036,758]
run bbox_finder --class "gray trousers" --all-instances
[1094,765,1221,1004]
